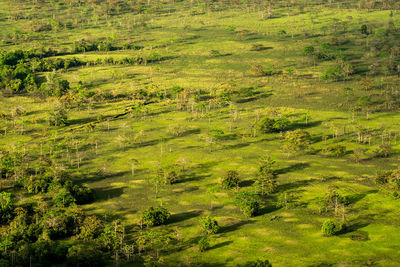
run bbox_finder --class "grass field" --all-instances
[1,0,400,266]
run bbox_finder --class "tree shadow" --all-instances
[276,162,310,175]
[219,220,254,234]
[276,178,317,192]
[94,186,126,201]
[287,120,322,131]
[169,210,202,224]
[346,190,378,205]
[209,240,233,250]
[239,179,255,187]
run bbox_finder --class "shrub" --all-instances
[199,216,219,234]
[259,117,289,133]
[374,143,392,158]
[283,129,311,155]
[141,206,170,227]
[53,188,76,208]
[164,170,179,184]
[198,236,210,252]
[234,191,260,217]
[323,144,346,157]
[221,170,240,190]
[321,219,338,236]
[48,107,67,126]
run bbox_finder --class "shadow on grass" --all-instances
[95,186,126,201]
[169,210,202,224]
[219,220,255,234]
[346,189,378,205]
[209,240,233,250]
[276,162,310,175]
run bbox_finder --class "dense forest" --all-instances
[0,0,400,266]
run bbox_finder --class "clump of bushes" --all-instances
[199,216,219,234]
[321,219,341,236]
[141,206,170,227]
[259,117,290,133]
[323,144,346,157]
[221,170,240,190]
[234,191,260,217]
[198,236,210,252]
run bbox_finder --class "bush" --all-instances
[234,191,260,217]
[199,216,219,234]
[221,170,240,190]
[198,236,210,252]
[164,170,179,184]
[321,219,339,236]
[259,117,289,133]
[67,244,105,266]
[374,143,392,158]
[141,206,170,227]
[323,144,346,157]
[48,107,67,126]
[53,188,76,208]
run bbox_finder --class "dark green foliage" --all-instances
[164,170,179,184]
[374,143,392,158]
[323,144,346,157]
[199,216,219,234]
[53,189,76,208]
[221,170,240,190]
[303,46,315,56]
[67,244,106,266]
[256,156,277,195]
[0,192,14,224]
[141,206,170,227]
[283,129,311,155]
[198,236,210,252]
[77,216,104,240]
[361,24,369,35]
[234,191,260,217]
[259,117,289,133]
[48,107,67,126]
[69,184,94,204]
[321,219,338,236]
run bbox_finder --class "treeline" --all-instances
[0,48,167,96]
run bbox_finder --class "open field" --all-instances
[0,1,400,266]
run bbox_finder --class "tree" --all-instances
[321,219,339,236]
[282,129,311,156]
[0,192,13,223]
[256,155,277,195]
[48,106,68,126]
[199,216,219,234]
[259,117,289,133]
[53,188,76,208]
[234,191,260,217]
[141,206,170,227]
[221,170,240,190]
[198,236,210,252]
[357,96,371,119]
[77,216,103,240]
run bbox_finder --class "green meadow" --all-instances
[0,0,400,266]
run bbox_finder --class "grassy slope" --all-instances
[1,1,400,266]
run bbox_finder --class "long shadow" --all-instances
[208,240,233,250]
[95,186,126,201]
[219,220,254,234]
[177,173,211,184]
[77,170,129,184]
[276,162,310,175]
[276,178,317,192]
[287,120,322,131]
[223,143,249,150]
[169,210,202,224]
[346,190,378,205]
[239,179,255,188]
